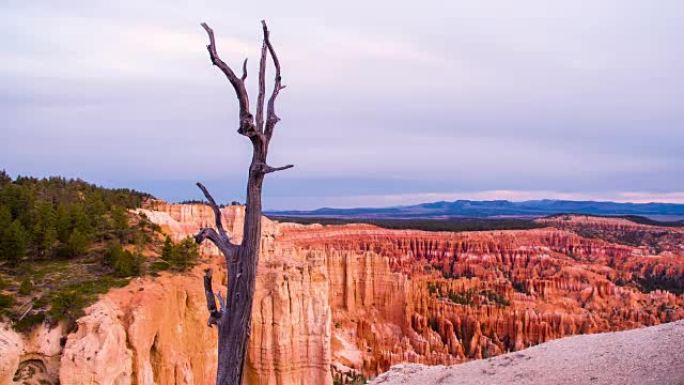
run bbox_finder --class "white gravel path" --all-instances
[370,320,684,385]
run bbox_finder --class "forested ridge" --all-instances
[0,171,151,263]
[0,171,199,330]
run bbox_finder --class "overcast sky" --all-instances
[2,0,683,209]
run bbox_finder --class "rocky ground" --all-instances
[370,319,684,385]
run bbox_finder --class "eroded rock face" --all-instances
[278,222,684,378]
[0,323,63,385]
[0,326,22,385]
[62,300,131,384]
[59,204,332,385]
[2,207,682,385]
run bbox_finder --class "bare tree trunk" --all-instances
[194,20,292,385]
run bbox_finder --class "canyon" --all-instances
[1,203,683,385]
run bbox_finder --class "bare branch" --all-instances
[200,22,255,137]
[195,182,229,242]
[203,269,222,327]
[262,20,284,141]
[256,40,268,132]
[18,303,33,322]
[241,58,248,81]
[194,227,221,245]
[263,164,294,174]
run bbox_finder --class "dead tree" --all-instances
[195,20,292,385]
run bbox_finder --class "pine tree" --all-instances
[106,241,142,277]
[66,228,88,257]
[32,201,57,257]
[0,170,10,186]
[110,205,129,241]
[0,206,11,237]
[161,236,174,262]
[55,204,71,243]
[175,237,199,271]
[0,220,28,265]
[160,236,197,271]
[69,205,92,236]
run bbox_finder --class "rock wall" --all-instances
[60,273,216,385]
[57,204,333,385]
[0,323,64,385]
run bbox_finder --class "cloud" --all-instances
[1,0,683,209]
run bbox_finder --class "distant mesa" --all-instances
[268,199,684,221]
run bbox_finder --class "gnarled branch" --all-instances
[195,227,222,246]
[200,22,256,138]
[256,39,268,132]
[262,20,284,141]
[204,268,222,326]
[195,182,230,242]
[263,164,294,174]
[241,58,248,81]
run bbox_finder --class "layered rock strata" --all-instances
[279,224,684,377]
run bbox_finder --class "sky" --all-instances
[1,0,683,209]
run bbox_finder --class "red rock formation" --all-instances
[2,208,682,385]
[537,214,684,256]
[277,220,684,378]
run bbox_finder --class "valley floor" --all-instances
[370,319,684,385]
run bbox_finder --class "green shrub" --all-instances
[447,289,474,305]
[161,236,198,271]
[636,275,684,295]
[148,260,171,276]
[42,277,128,326]
[65,228,89,256]
[443,288,511,307]
[482,290,511,307]
[18,277,32,295]
[74,276,128,296]
[512,281,528,294]
[48,289,87,322]
[105,241,142,277]
[14,312,46,332]
[0,293,14,309]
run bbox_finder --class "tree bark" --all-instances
[196,20,292,385]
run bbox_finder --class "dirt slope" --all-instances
[370,319,684,385]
